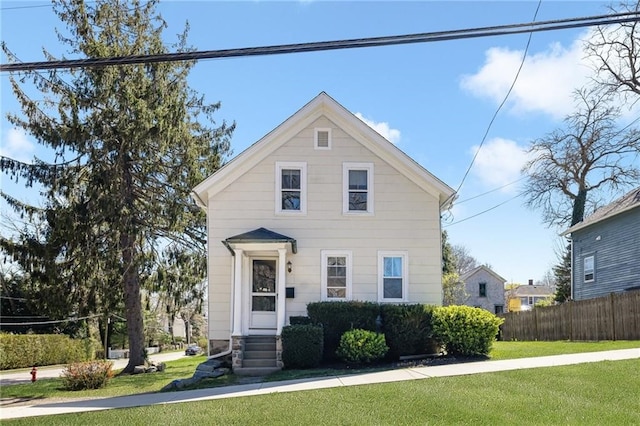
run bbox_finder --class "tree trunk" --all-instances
[570,187,587,226]
[121,231,145,373]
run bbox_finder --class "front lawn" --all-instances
[5,358,639,425]
[1,340,638,401]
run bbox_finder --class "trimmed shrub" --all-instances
[281,324,324,369]
[289,316,312,325]
[336,329,389,364]
[61,360,114,391]
[431,305,504,357]
[381,304,437,359]
[0,333,90,370]
[307,301,380,361]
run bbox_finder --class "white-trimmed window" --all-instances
[321,250,352,301]
[584,255,595,282]
[378,251,408,302]
[275,162,307,214]
[343,163,374,214]
[314,128,331,150]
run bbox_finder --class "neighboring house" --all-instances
[192,92,455,373]
[507,283,554,311]
[562,187,640,301]
[460,265,506,314]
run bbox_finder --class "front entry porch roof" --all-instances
[222,227,297,254]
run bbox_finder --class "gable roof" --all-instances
[192,92,455,209]
[562,187,640,235]
[460,265,506,284]
[511,285,555,297]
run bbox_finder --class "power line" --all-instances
[455,177,526,204]
[454,0,541,196]
[0,313,101,326]
[443,193,523,228]
[1,11,639,72]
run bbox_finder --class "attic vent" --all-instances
[315,128,331,150]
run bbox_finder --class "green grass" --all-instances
[0,355,238,400]
[5,359,639,425]
[1,340,638,402]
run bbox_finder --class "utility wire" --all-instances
[454,0,542,196]
[1,11,639,72]
[0,313,101,326]
[443,193,523,228]
[455,177,526,204]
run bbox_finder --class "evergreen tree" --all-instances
[441,230,456,275]
[553,245,572,303]
[1,0,233,372]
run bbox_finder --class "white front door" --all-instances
[250,259,277,330]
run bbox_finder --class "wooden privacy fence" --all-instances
[500,290,640,341]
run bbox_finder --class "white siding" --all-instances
[206,116,443,339]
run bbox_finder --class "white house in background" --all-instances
[192,92,455,374]
[460,265,506,314]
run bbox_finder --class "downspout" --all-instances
[569,238,574,301]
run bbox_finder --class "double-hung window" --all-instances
[378,251,408,302]
[479,282,487,298]
[343,163,374,214]
[321,250,352,301]
[275,162,307,214]
[584,255,595,282]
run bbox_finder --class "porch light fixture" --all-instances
[287,261,292,273]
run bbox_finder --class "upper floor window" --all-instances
[343,163,374,214]
[275,162,307,214]
[378,251,408,302]
[321,250,352,301]
[479,282,487,298]
[315,128,332,150]
[584,255,595,282]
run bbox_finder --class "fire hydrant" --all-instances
[30,366,37,383]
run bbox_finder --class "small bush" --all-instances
[432,305,504,357]
[381,304,436,359]
[307,301,380,361]
[282,325,323,369]
[61,360,114,391]
[336,329,389,364]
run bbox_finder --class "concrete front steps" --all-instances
[234,335,281,376]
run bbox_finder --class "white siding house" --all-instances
[192,93,455,373]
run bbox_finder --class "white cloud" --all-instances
[354,112,401,144]
[1,128,35,163]
[460,36,592,119]
[469,138,530,191]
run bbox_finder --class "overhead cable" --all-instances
[1,11,639,72]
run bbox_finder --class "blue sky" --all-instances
[1,1,636,284]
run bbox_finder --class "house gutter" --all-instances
[191,190,207,210]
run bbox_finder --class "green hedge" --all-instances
[432,305,504,357]
[307,301,379,361]
[281,324,324,369]
[0,333,94,370]
[380,304,437,359]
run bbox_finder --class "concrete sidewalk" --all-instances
[1,348,638,420]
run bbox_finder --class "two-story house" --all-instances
[460,265,506,314]
[562,187,640,301]
[192,92,455,373]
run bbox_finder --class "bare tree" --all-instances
[522,87,640,229]
[586,1,640,103]
[451,244,478,275]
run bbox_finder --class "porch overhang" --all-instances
[222,227,297,255]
